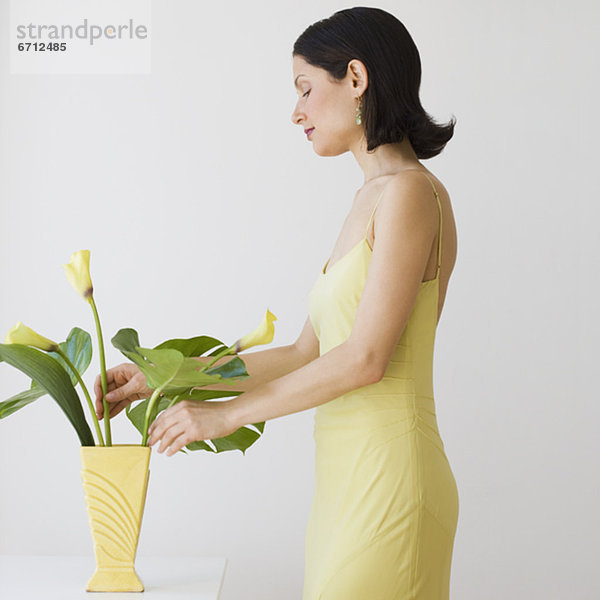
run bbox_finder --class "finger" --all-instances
[157,423,186,455]
[95,384,115,417]
[94,374,102,404]
[98,399,129,420]
[165,431,189,457]
[148,407,176,444]
[109,399,132,418]
[94,375,116,415]
[104,377,139,405]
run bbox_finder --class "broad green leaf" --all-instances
[0,327,92,419]
[112,328,249,391]
[134,347,184,389]
[211,426,261,454]
[111,328,141,355]
[154,335,226,357]
[110,328,150,373]
[185,389,244,401]
[0,343,94,446]
[205,356,249,380]
[148,385,243,401]
[157,355,233,389]
[48,327,92,386]
[184,439,216,452]
[114,328,265,454]
[182,420,263,455]
[112,330,185,389]
[3,328,93,419]
[0,386,46,418]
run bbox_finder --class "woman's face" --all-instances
[291,55,365,157]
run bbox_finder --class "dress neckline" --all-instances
[321,237,367,275]
[320,172,443,283]
[320,236,438,286]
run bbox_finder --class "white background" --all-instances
[1,1,599,599]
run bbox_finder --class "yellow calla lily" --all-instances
[233,309,277,353]
[63,249,93,302]
[4,321,59,352]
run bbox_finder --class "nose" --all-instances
[291,100,305,126]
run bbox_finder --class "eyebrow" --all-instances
[294,74,307,88]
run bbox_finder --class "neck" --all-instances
[350,135,423,185]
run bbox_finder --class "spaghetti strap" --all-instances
[422,173,443,278]
[363,187,386,240]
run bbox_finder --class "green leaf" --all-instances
[111,327,141,355]
[111,329,184,389]
[134,347,184,389]
[0,386,46,418]
[185,440,216,452]
[2,328,93,419]
[205,356,249,379]
[0,343,94,446]
[110,328,148,372]
[154,335,226,357]
[185,388,244,401]
[156,354,234,389]
[48,327,92,386]
[115,328,265,455]
[112,328,248,392]
[182,418,264,455]
[211,426,261,454]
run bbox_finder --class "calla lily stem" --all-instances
[142,386,166,446]
[204,345,236,369]
[166,395,181,410]
[57,348,105,446]
[89,296,112,446]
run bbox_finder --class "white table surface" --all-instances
[0,555,227,599]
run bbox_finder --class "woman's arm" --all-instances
[226,341,379,428]
[194,344,309,393]
[146,321,376,454]
[195,314,321,393]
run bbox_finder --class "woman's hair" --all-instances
[292,7,456,158]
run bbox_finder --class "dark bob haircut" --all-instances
[292,7,456,158]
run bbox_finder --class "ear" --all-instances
[347,58,368,94]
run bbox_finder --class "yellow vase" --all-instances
[80,444,151,592]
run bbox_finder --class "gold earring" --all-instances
[355,96,363,125]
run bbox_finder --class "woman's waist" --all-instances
[315,392,437,426]
[313,393,446,453]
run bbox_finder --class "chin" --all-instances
[312,140,347,157]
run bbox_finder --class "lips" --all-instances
[305,127,314,138]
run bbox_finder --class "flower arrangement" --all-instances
[0,250,277,454]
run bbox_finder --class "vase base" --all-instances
[86,568,144,592]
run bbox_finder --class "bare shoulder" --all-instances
[375,169,442,236]
[384,168,446,203]
[378,169,458,305]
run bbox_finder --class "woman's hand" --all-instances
[148,400,240,456]
[94,362,153,420]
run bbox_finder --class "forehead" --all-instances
[292,55,317,84]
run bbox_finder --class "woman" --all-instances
[95,7,460,599]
